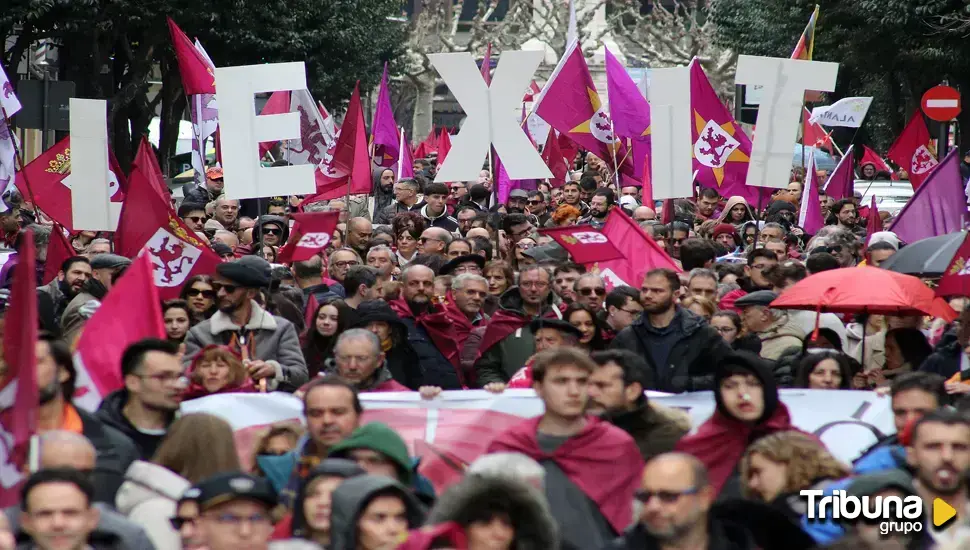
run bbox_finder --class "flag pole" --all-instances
[397,127,405,181]
[608,120,621,188]
[0,103,44,222]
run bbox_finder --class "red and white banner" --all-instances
[181,389,894,492]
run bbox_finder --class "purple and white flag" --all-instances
[189,39,219,185]
[0,62,22,212]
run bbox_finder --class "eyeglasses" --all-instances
[419,237,442,244]
[211,282,239,294]
[186,288,216,299]
[618,308,642,316]
[635,488,700,504]
[186,216,207,224]
[137,372,188,386]
[263,228,282,236]
[578,287,606,297]
[170,516,198,530]
[210,513,271,527]
[333,260,359,268]
[527,200,543,205]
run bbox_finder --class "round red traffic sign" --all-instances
[922,85,962,122]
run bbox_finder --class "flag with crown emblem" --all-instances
[690,59,765,206]
[534,40,615,163]
[888,111,937,190]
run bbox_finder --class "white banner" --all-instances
[182,388,893,483]
[809,97,873,128]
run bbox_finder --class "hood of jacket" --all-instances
[115,460,190,516]
[425,475,558,550]
[253,215,290,244]
[717,196,755,224]
[329,476,425,550]
[759,312,805,341]
[328,423,412,484]
[373,167,395,214]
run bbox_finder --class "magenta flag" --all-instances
[372,63,400,171]
[822,144,855,200]
[495,154,536,204]
[888,149,968,244]
[798,150,824,234]
[534,41,614,162]
[399,129,415,180]
[690,59,766,207]
[605,47,652,179]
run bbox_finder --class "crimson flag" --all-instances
[591,208,680,290]
[888,111,938,190]
[802,108,833,154]
[0,229,38,506]
[307,83,372,202]
[73,253,167,411]
[167,18,216,95]
[19,136,127,231]
[540,128,569,187]
[115,140,221,300]
[437,129,452,165]
[865,195,881,244]
[276,211,340,263]
[42,224,73,285]
[539,225,626,264]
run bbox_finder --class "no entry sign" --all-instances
[922,85,962,122]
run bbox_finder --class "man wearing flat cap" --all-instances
[192,472,280,550]
[61,253,132,343]
[183,256,308,392]
[734,290,805,361]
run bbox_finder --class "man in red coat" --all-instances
[487,347,645,549]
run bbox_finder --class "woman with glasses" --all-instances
[179,275,217,324]
[116,414,241,550]
[301,298,355,378]
[513,237,537,270]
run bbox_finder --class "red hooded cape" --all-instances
[388,298,464,380]
[674,404,806,495]
[486,416,644,534]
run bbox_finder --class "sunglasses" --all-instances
[169,516,197,530]
[527,200,543,205]
[635,488,699,504]
[578,287,606,296]
[186,216,207,223]
[263,228,282,236]
[186,288,216,298]
[211,282,238,294]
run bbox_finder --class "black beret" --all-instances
[529,318,583,340]
[215,255,272,288]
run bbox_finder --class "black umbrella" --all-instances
[880,231,966,277]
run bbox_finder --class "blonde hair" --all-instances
[251,422,305,475]
[740,431,850,499]
[191,346,246,387]
[681,295,716,319]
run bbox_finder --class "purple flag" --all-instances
[822,144,855,201]
[495,154,536,204]
[888,149,968,244]
[798,150,824,234]
[372,63,400,171]
[605,47,652,180]
[399,129,415,180]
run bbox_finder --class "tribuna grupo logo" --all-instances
[802,489,957,536]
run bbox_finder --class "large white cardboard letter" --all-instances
[735,56,839,189]
[215,62,315,199]
[430,51,552,183]
[70,99,120,231]
[648,67,694,200]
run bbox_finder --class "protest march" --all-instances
[6,2,970,550]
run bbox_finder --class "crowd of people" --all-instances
[3,150,970,550]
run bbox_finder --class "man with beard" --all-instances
[182,256,308,392]
[905,410,970,545]
[37,256,91,336]
[31,334,138,504]
[527,190,551,226]
[611,269,729,393]
[507,189,529,214]
[96,339,183,460]
[60,254,130,343]
[577,188,615,229]
[388,265,462,388]
[588,350,689,462]
[552,263,585,306]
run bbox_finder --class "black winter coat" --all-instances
[919,339,961,379]
[79,407,139,505]
[610,308,731,393]
[397,315,463,389]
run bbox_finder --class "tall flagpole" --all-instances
[397,127,405,181]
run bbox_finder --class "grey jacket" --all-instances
[182,300,308,392]
[6,503,156,550]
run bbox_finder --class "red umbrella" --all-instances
[771,266,957,322]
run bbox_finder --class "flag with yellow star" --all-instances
[534,40,614,162]
[690,59,767,207]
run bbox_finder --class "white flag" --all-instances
[566,0,578,46]
[809,96,873,128]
